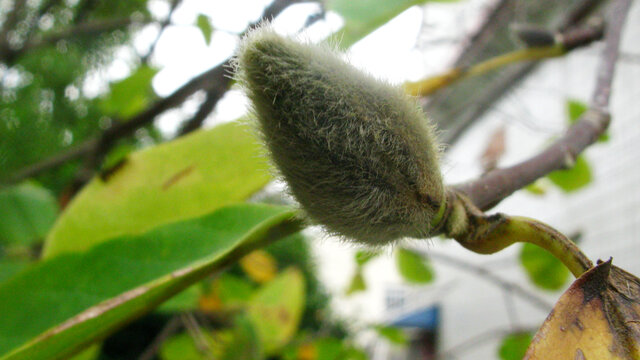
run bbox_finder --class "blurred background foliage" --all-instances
[0,0,619,359]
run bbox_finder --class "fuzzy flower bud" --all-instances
[235,28,445,245]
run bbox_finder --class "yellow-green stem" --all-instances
[498,216,592,277]
[404,45,565,97]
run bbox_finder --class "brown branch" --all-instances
[455,0,633,211]
[425,251,553,311]
[177,87,227,136]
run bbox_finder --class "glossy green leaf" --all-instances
[345,269,366,295]
[0,183,58,246]
[498,332,532,360]
[196,14,214,45]
[566,99,609,142]
[0,204,301,360]
[99,65,158,118]
[395,247,434,284]
[547,155,592,193]
[326,0,456,49]
[43,121,272,257]
[520,243,570,291]
[374,325,408,345]
[247,267,305,355]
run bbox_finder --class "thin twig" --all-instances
[404,22,603,97]
[425,251,553,311]
[138,315,182,360]
[455,0,633,211]
[181,312,214,359]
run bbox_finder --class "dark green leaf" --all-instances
[0,183,58,246]
[0,204,300,360]
[196,14,214,45]
[520,243,570,290]
[498,332,533,360]
[395,248,434,284]
[547,155,592,193]
[374,325,408,345]
[99,66,158,118]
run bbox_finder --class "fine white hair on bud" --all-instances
[235,27,445,246]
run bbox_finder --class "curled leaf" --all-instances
[525,260,640,359]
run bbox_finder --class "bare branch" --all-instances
[455,0,633,211]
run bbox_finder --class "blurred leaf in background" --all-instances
[520,242,570,291]
[395,247,435,284]
[499,332,533,360]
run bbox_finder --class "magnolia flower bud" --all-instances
[236,28,445,245]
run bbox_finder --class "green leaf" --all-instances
[547,155,592,193]
[566,99,609,142]
[524,179,547,196]
[161,317,262,360]
[213,316,263,360]
[520,243,570,290]
[216,273,255,306]
[566,99,587,124]
[374,325,408,345]
[0,183,58,246]
[326,0,456,49]
[313,338,346,360]
[0,204,301,360]
[498,332,533,360]
[345,269,366,295]
[395,248,434,284]
[0,259,29,284]
[355,250,379,267]
[99,65,158,118]
[247,268,305,355]
[160,333,211,360]
[196,14,214,45]
[43,121,272,257]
